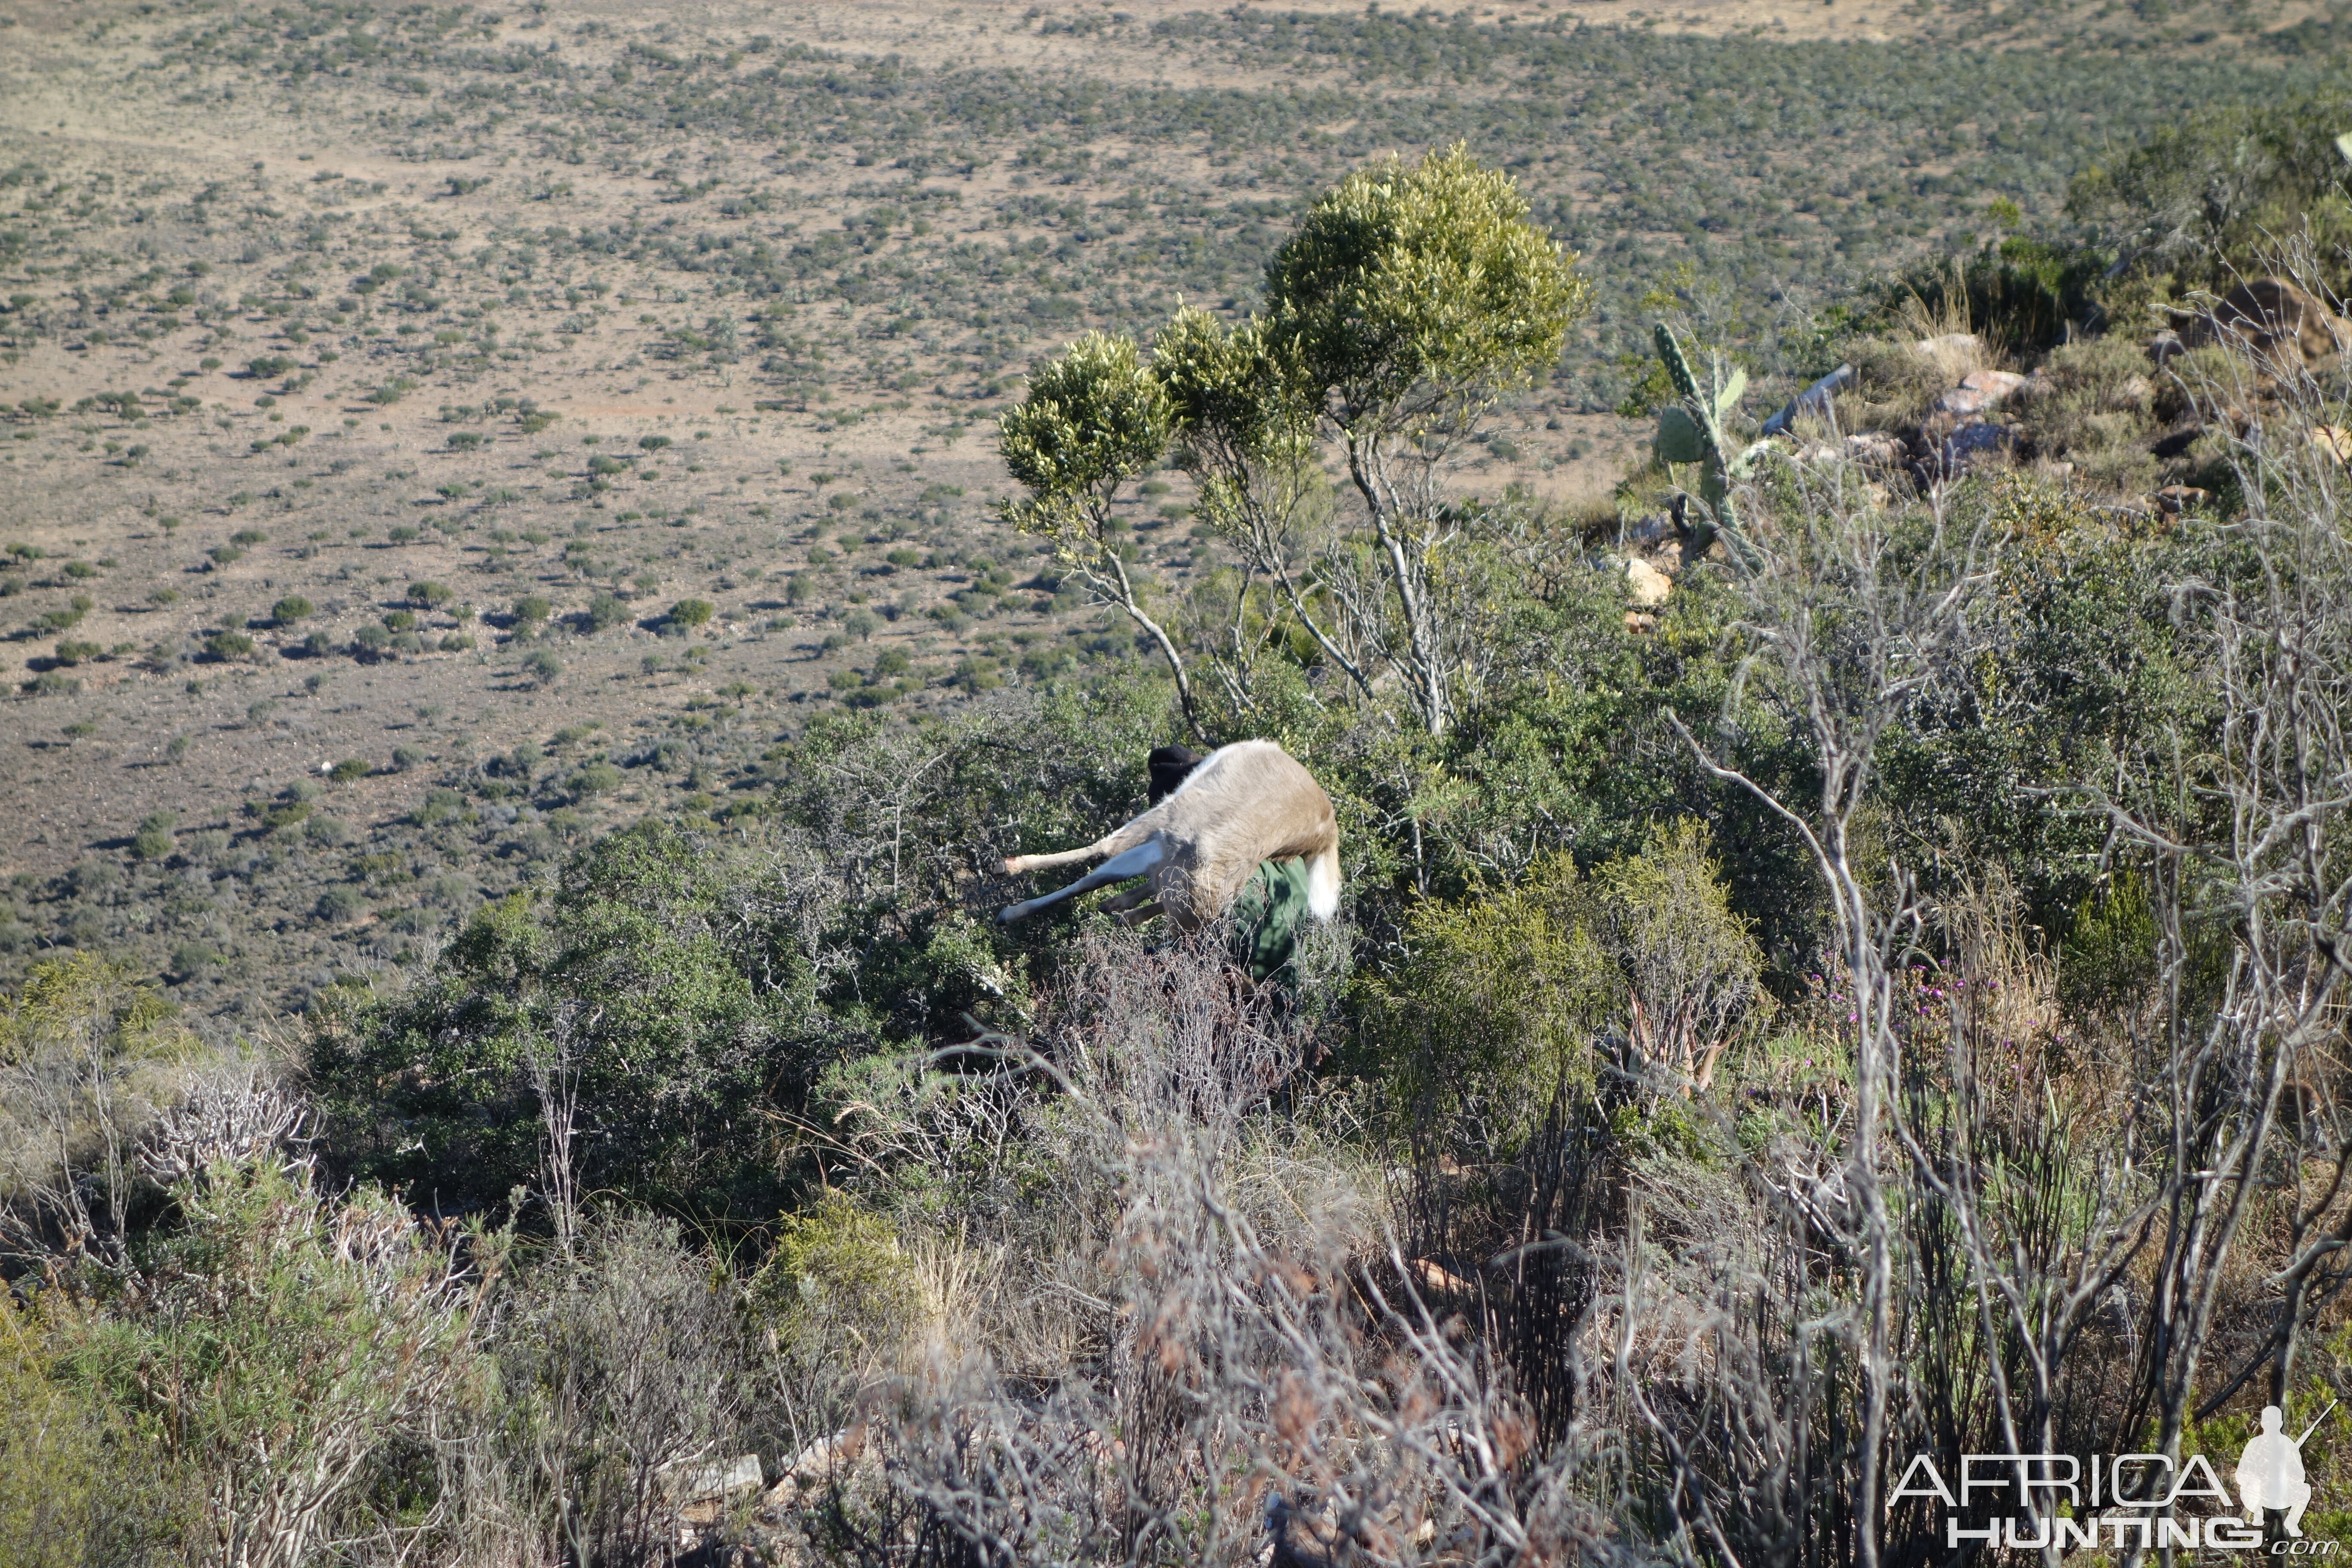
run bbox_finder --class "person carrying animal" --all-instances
[998,740,1340,980]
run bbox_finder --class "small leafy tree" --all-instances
[1261,144,1592,737]
[1155,307,1372,716]
[997,331,1196,731]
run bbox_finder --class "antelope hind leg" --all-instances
[1002,842,1109,875]
[998,840,1166,923]
[1113,900,1165,928]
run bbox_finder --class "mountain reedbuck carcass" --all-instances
[997,740,1341,931]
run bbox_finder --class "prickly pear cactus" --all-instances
[1651,323,1769,560]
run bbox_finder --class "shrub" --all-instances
[203,631,255,661]
[271,595,312,622]
[328,759,369,784]
[391,744,426,771]
[568,761,622,796]
[77,1162,490,1567]
[1357,854,1614,1152]
[1594,820,1765,1091]
[513,594,551,624]
[494,1219,748,1565]
[309,822,845,1218]
[0,1293,164,1565]
[585,593,628,632]
[1886,238,2109,354]
[521,649,562,686]
[750,1190,922,1403]
[668,597,714,628]
[407,581,452,609]
[314,886,364,924]
[51,639,101,665]
[253,800,312,833]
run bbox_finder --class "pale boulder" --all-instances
[1625,556,1674,606]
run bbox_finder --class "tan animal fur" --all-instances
[998,740,1341,929]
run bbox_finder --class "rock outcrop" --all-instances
[2179,279,2352,367]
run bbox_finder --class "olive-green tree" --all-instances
[996,331,1197,732]
[1154,306,1375,716]
[1259,144,1593,737]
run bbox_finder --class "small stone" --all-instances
[1934,370,2027,421]
[1931,420,2012,478]
[1623,610,1658,636]
[1624,556,1672,607]
[1845,431,1909,472]
[664,1452,764,1501]
[1959,369,2027,400]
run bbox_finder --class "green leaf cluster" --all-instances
[996,328,1172,542]
[1263,143,1592,431]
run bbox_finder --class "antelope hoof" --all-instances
[997,903,1023,924]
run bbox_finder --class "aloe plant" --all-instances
[1651,322,1770,561]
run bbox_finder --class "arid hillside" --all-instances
[1,0,2345,1019]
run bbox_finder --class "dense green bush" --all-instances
[2067,90,2352,293]
[1875,479,2206,928]
[0,1295,169,1567]
[1883,236,2109,353]
[310,822,857,1222]
[1355,853,1614,1153]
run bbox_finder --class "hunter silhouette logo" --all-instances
[2241,1403,2333,1539]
